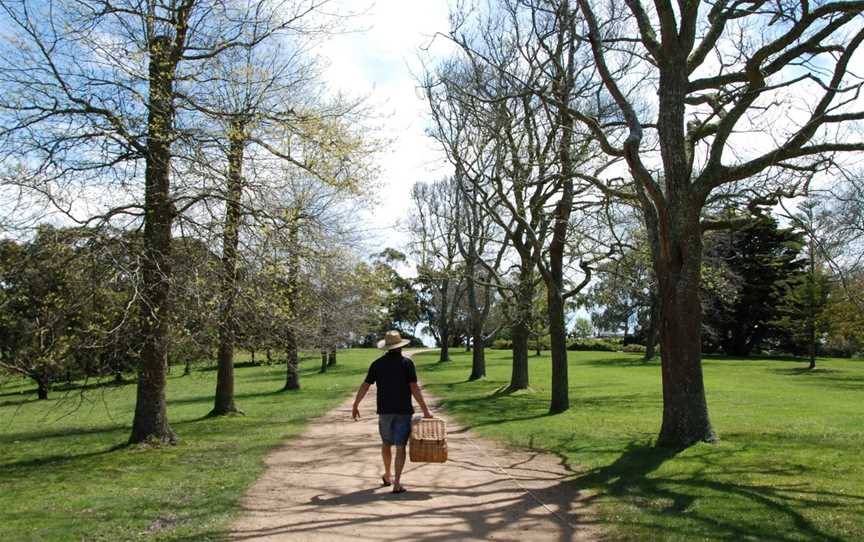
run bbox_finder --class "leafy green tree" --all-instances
[0,227,120,398]
[169,237,220,376]
[770,266,831,360]
[822,274,864,357]
[702,216,807,356]
[369,249,424,340]
[571,318,593,340]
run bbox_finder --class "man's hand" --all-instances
[422,408,433,419]
[352,382,370,421]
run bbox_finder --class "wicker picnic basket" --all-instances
[409,417,448,463]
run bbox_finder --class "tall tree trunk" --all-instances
[327,349,336,367]
[282,215,300,391]
[130,36,178,445]
[438,278,451,362]
[284,334,300,390]
[319,350,328,373]
[211,119,246,417]
[808,236,817,370]
[250,348,256,364]
[465,260,485,380]
[546,17,575,415]
[508,264,534,391]
[653,211,716,449]
[469,324,485,380]
[547,287,569,413]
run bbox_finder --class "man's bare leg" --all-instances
[381,444,392,484]
[393,445,407,489]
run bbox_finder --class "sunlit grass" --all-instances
[0,349,376,541]
[415,349,864,542]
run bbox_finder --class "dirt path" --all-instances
[230,354,598,542]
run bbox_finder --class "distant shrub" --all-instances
[492,337,552,350]
[491,339,512,350]
[567,339,620,352]
[622,343,647,353]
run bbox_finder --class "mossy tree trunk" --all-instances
[283,215,301,391]
[130,34,185,445]
[211,118,247,417]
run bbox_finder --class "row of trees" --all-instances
[0,216,398,392]
[0,0,385,444]
[411,0,864,449]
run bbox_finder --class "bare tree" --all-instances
[427,0,617,411]
[562,0,864,447]
[411,179,464,362]
[454,177,507,380]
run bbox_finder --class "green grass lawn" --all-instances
[0,349,376,541]
[413,349,864,542]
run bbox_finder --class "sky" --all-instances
[317,1,455,248]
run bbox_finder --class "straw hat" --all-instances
[377,330,411,350]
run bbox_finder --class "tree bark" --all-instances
[547,286,569,413]
[211,119,246,417]
[653,207,717,449]
[327,349,336,367]
[465,258,485,380]
[469,320,485,380]
[36,375,50,400]
[282,215,301,391]
[130,35,178,445]
[319,350,328,373]
[438,277,451,362]
[808,236,817,370]
[283,332,300,390]
[644,288,659,360]
[546,13,575,415]
[508,264,534,391]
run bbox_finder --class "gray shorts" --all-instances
[378,414,412,446]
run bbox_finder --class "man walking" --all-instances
[352,330,432,494]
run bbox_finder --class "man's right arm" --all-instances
[352,382,371,420]
[409,382,433,418]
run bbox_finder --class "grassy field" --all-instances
[0,349,377,541]
[413,349,864,542]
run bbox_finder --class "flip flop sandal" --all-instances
[381,476,391,487]
[392,485,406,494]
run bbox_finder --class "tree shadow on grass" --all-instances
[580,355,656,368]
[0,397,38,408]
[0,423,128,444]
[437,391,656,435]
[1,442,127,472]
[768,368,864,391]
[0,377,133,404]
[564,441,858,542]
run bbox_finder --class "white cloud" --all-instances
[319,1,454,249]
